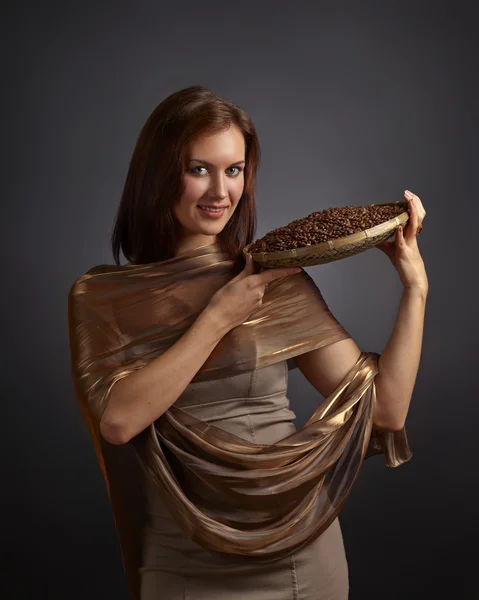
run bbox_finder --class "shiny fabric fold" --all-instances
[68,242,411,574]
[134,352,409,561]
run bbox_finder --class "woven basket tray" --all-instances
[243,201,409,268]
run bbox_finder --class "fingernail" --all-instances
[404,190,413,199]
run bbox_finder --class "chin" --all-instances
[194,214,232,234]
[198,224,227,236]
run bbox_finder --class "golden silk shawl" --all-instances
[68,243,411,597]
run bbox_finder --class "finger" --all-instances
[233,253,255,281]
[404,190,419,240]
[396,224,406,246]
[406,190,426,225]
[407,191,424,212]
[244,253,256,276]
[253,266,302,286]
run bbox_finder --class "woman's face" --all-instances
[173,125,246,254]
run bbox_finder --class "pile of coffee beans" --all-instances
[248,204,407,253]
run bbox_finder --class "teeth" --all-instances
[199,206,224,212]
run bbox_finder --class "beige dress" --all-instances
[139,361,349,599]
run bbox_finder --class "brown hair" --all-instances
[111,86,260,265]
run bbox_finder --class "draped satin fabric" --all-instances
[68,243,411,582]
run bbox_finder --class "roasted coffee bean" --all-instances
[248,204,406,254]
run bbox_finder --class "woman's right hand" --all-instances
[205,254,302,335]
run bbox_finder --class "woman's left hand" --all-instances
[376,190,428,292]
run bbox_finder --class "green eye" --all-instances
[189,165,244,176]
[227,166,243,176]
[191,166,207,175]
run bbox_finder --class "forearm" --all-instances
[100,309,227,444]
[374,285,428,431]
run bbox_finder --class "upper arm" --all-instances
[294,337,362,398]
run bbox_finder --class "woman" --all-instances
[68,86,427,599]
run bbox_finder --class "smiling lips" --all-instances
[198,204,228,219]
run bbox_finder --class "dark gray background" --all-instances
[3,1,478,598]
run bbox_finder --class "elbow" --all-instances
[99,413,133,445]
[373,417,405,433]
[372,406,405,433]
[381,422,405,433]
[373,391,408,433]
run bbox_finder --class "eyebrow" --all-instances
[189,159,246,167]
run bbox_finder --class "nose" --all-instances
[209,173,228,200]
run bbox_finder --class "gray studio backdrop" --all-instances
[3,2,478,599]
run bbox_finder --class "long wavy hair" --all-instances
[111,86,260,265]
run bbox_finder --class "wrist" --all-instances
[197,306,230,343]
[403,282,429,301]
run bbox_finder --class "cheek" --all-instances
[181,178,207,205]
[175,178,206,218]
[231,177,245,204]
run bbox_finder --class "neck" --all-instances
[175,233,218,257]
